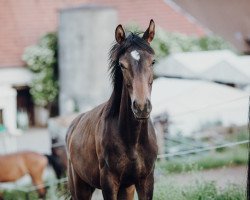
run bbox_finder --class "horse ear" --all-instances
[142,19,155,43]
[115,24,125,44]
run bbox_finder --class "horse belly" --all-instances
[82,159,100,188]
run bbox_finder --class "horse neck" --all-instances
[117,83,148,146]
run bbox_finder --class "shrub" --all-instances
[22,33,58,108]
[126,24,233,59]
[151,28,233,59]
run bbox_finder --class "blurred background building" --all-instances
[0,0,249,140]
[172,0,250,53]
[0,0,206,131]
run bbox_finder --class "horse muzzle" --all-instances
[132,99,152,120]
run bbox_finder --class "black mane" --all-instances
[106,32,154,117]
[109,32,154,86]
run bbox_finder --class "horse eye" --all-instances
[152,60,156,66]
[127,83,132,88]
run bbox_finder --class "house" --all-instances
[0,0,205,69]
[0,0,206,130]
[172,0,250,53]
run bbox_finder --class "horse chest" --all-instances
[107,145,152,180]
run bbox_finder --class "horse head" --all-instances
[112,20,156,120]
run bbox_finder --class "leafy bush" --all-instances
[126,24,233,59]
[22,33,58,108]
[151,28,233,59]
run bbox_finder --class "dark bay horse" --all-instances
[0,151,48,198]
[66,19,158,200]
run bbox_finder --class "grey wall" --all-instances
[59,5,117,115]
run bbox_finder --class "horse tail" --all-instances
[44,154,64,179]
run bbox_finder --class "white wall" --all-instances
[0,86,17,133]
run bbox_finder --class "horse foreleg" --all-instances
[68,162,95,200]
[135,172,154,200]
[117,185,135,200]
[100,168,120,200]
[31,173,46,199]
[28,154,48,199]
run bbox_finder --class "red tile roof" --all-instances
[0,0,205,68]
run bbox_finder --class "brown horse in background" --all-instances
[0,151,48,198]
[66,20,158,200]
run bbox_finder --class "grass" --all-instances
[1,130,248,199]
[0,185,68,200]
[154,179,246,200]
[0,181,69,200]
[0,190,38,200]
[1,179,246,200]
[157,145,248,173]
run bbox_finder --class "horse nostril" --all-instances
[133,101,136,109]
[146,99,152,113]
[132,101,138,113]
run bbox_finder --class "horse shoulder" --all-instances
[66,112,85,149]
[66,103,106,147]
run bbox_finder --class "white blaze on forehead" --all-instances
[131,50,140,61]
